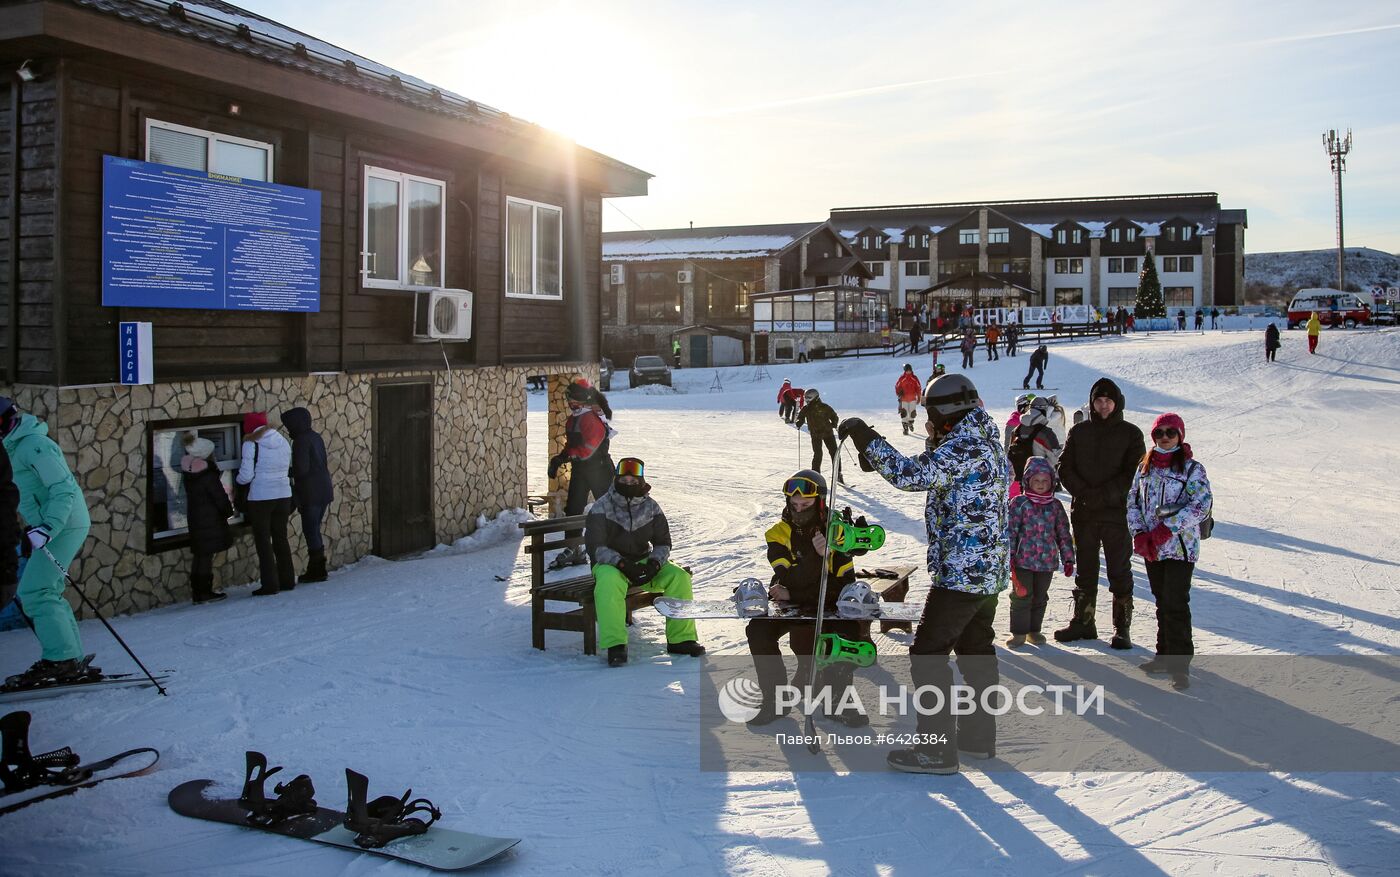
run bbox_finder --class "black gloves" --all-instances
[623,557,661,586]
[547,454,569,479]
[837,418,881,472]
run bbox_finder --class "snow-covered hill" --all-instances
[1246,246,1400,293]
[3,327,1398,875]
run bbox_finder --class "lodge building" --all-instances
[0,0,648,615]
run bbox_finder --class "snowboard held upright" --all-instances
[169,751,520,871]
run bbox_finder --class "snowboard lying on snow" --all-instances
[169,775,520,871]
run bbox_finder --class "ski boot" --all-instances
[607,645,628,668]
[239,751,318,825]
[344,768,441,849]
[2,655,99,692]
[1109,596,1133,650]
[887,747,959,775]
[1053,591,1098,643]
[666,641,706,657]
[0,710,84,793]
[548,546,588,571]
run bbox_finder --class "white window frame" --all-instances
[1071,228,1083,244]
[1055,229,1066,244]
[1182,226,1193,241]
[145,118,274,181]
[1127,227,1138,242]
[987,228,1009,244]
[504,195,564,300]
[362,166,447,290]
[1110,227,1121,243]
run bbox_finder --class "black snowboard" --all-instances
[169,779,520,871]
[0,747,160,815]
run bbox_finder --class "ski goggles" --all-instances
[1151,427,1180,440]
[616,457,645,478]
[783,476,822,498]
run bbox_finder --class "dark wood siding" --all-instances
[1101,220,1147,257]
[27,55,603,385]
[1046,222,1091,257]
[0,74,60,383]
[1155,218,1202,256]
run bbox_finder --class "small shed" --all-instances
[672,325,747,368]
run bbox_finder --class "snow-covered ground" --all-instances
[3,327,1398,875]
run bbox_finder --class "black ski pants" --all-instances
[1023,361,1045,389]
[961,349,974,368]
[1146,559,1195,671]
[747,618,869,706]
[1009,567,1053,634]
[1265,348,1277,363]
[985,340,999,361]
[564,455,615,540]
[246,498,295,591]
[779,399,796,422]
[909,589,999,754]
[1071,516,1134,598]
[810,432,837,472]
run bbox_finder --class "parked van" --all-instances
[1286,289,1371,329]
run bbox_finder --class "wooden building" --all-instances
[601,220,878,365]
[830,194,1248,313]
[0,0,648,614]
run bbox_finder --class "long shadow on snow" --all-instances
[1210,520,1398,569]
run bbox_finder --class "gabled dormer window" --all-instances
[1110,227,1121,243]
[1055,229,1066,244]
[1182,226,1193,241]
[1071,228,1083,244]
[1127,227,1137,243]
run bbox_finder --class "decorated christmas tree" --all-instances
[1135,251,1166,321]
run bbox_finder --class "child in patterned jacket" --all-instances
[1006,456,1074,646]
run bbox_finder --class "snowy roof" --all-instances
[883,227,906,239]
[603,222,825,262]
[65,0,649,185]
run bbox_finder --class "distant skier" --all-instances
[1193,309,1204,331]
[1176,309,1187,331]
[1023,344,1049,390]
[548,379,615,569]
[744,468,866,727]
[794,389,842,483]
[839,374,1011,774]
[959,330,976,369]
[1128,413,1213,691]
[1006,457,1074,648]
[0,397,94,688]
[984,324,1001,361]
[586,457,703,667]
[1004,323,1021,357]
[1306,312,1321,354]
[909,320,924,355]
[1264,322,1281,362]
[895,364,923,436]
[777,379,797,423]
[1210,307,1220,329]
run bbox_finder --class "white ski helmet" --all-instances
[836,581,880,619]
[734,578,769,617]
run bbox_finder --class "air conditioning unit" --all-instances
[677,270,694,284]
[413,288,473,342]
[610,264,625,285]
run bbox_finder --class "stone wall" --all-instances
[0,361,595,618]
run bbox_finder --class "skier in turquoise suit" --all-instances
[0,397,93,688]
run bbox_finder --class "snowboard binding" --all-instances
[814,633,877,669]
[828,508,885,555]
[0,710,85,793]
[344,768,441,849]
[239,751,318,826]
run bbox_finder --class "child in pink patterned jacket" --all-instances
[1006,456,1074,646]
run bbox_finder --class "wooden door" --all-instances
[374,382,435,557]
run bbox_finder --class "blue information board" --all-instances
[101,155,321,312]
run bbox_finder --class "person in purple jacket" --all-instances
[1006,457,1074,647]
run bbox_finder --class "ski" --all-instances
[170,780,519,871]
[1,747,160,815]
[0,672,172,705]
[654,596,923,622]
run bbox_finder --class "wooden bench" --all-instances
[857,565,917,634]
[521,515,660,655]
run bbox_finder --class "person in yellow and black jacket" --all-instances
[744,468,871,727]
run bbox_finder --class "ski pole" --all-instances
[804,440,844,754]
[41,545,168,696]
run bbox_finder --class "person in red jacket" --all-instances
[779,383,805,425]
[894,363,923,435]
[548,379,615,568]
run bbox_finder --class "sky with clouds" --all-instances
[241,0,1400,253]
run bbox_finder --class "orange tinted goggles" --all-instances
[616,458,645,478]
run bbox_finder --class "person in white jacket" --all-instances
[237,412,295,596]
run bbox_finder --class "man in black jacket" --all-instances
[794,389,843,482]
[744,469,866,727]
[281,407,334,583]
[586,457,704,667]
[1054,378,1146,647]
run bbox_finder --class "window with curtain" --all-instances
[363,167,445,289]
[147,119,272,181]
[1108,287,1137,306]
[1165,286,1194,307]
[505,196,562,298]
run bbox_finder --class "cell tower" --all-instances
[1323,128,1353,291]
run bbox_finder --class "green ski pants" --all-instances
[17,523,88,662]
[594,561,696,650]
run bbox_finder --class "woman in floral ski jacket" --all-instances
[1126,412,1213,690]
